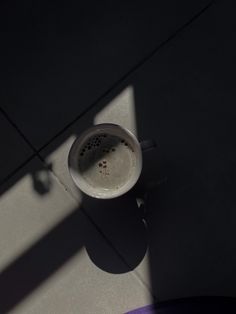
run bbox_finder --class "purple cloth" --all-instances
[125,304,156,314]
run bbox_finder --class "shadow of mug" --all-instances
[82,193,148,274]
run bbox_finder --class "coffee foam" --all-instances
[78,133,136,191]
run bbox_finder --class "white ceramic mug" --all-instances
[68,123,154,199]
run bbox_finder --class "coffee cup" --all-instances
[68,123,154,199]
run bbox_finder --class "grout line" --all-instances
[0,107,49,185]
[38,0,216,153]
[0,154,36,187]
[0,107,39,155]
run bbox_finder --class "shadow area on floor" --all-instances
[2,0,236,312]
[132,0,236,303]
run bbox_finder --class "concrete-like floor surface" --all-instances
[1,0,236,313]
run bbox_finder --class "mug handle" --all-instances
[140,139,157,153]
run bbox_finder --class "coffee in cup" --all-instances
[68,124,142,199]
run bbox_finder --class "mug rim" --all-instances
[68,123,142,199]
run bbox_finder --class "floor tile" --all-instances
[0,0,210,148]
[0,112,33,185]
[0,158,151,313]
[41,0,236,302]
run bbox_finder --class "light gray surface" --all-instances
[0,158,151,313]
[0,0,210,148]
[0,112,33,184]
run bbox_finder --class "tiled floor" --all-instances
[0,159,151,313]
[2,0,236,313]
